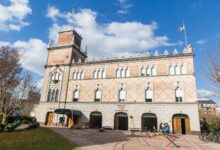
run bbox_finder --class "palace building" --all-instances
[33,29,200,134]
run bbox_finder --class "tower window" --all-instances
[175,87,183,102]
[95,89,101,102]
[145,87,153,102]
[119,88,126,102]
[73,89,80,102]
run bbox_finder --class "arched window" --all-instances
[151,66,156,76]
[175,87,183,102]
[169,65,174,75]
[175,65,180,75]
[125,68,130,77]
[73,89,80,102]
[180,65,186,74]
[119,88,126,102]
[95,89,101,102]
[77,72,81,79]
[116,69,120,78]
[102,70,105,78]
[121,68,125,77]
[145,87,153,102]
[52,90,56,101]
[146,67,151,76]
[80,71,84,79]
[47,89,51,102]
[51,74,55,81]
[98,70,102,79]
[141,67,146,76]
[94,70,97,79]
[55,89,59,102]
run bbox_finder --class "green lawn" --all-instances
[0,128,80,150]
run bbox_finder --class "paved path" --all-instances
[51,128,220,150]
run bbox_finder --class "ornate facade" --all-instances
[33,29,200,134]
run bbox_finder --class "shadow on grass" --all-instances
[0,127,80,150]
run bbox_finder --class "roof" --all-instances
[198,100,216,104]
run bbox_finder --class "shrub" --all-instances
[28,122,40,129]
[21,120,31,124]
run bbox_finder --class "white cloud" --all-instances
[196,39,207,45]
[0,41,10,47]
[0,0,32,31]
[48,7,179,59]
[12,39,47,76]
[197,89,216,99]
[117,0,133,14]
[47,6,61,21]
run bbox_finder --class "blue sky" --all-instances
[0,0,220,104]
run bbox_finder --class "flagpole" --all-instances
[183,21,188,47]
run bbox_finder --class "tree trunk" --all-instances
[1,113,6,124]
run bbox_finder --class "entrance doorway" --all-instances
[114,112,128,130]
[141,113,157,131]
[172,114,190,134]
[90,111,102,128]
[45,112,53,125]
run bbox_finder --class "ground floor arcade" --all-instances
[32,102,200,134]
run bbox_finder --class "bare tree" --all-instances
[205,43,220,96]
[0,47,37,124]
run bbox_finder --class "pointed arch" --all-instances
[180,64,186,74]
[95,88,101,102]
[141,67,146,76]
[151,66,156,76]
[116,68,120,77]
[125,68,130,77]
[121,68,125,77]
[175,65,180,75]
[169,65,174,75]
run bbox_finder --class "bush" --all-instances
[5,120,21,132]
[21,120,31,124]
[28,122,40,129]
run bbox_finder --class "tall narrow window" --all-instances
[175,87,183,102]
[141,67,146,76]
[145,87,153,102]
[80,71,84,79]
[73,89,80,102]
[98,70,102,78]
[169,65,174,75]
[55,89,59,102]
[125,68,130,77]
[94,70,97,79]
[175,65,180,75]
[180,65,186,74]
[121,68,125,77]
[119,88,126,102]
[102,70,105,78]
[146,67,151,76]
[116,69,120,77]
[95,89,101,102]
[151,66,156,76]
[47,89,51,102]
[77,72,81,79]
[52,90,56,101]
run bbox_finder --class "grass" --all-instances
[0,128,81,150]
